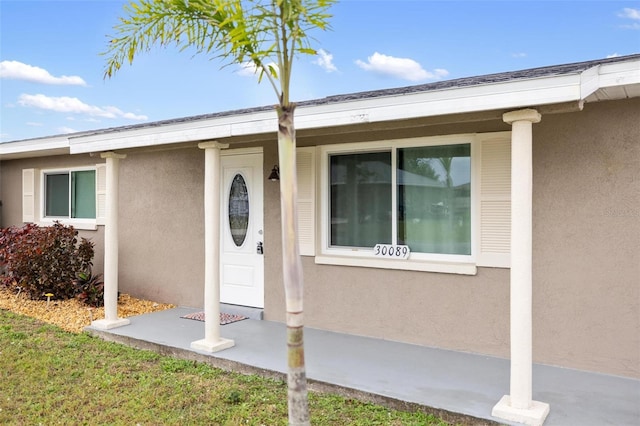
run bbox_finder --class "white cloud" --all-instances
[355,52,448,82]
[619,7,640,20]
[607,53,621,58]
[0,60,87,86]
[57,126,78,134]
[237,61,279,78]
[621,22,640,30]
[314,49,337,72]
[17,94,148,121]
[26,122,43,127]
[432,68,449,78]
[237,61,259,77]
[511,52,527,58]
[619,8,640,29]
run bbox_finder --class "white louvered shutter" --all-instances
[478,136,511,267]
[95,163,107,225]
[22,169,36,223]
[296,147,316,256]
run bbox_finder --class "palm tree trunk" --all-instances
[277,104,310,426]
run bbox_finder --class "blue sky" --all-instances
[1,0,639,143]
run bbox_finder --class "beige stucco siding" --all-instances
[531,98,639,377]
[117,148,205,308]
[306,260,510,352]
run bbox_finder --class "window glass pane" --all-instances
[228,174,249,247]
[398,144,471,255]
[72,170,96,219]
[45,173,69,217]
[330,152,392,247]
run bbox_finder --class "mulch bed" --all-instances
[0,288,175,333]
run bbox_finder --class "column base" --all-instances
[91,318,131,330]
[492,395,550,426]
[191,337,235,353]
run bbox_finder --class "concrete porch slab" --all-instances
[86,308,640,426]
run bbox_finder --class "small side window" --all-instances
[43,169,96,220]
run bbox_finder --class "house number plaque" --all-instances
[373,244,410,259]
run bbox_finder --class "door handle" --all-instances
[256,241,264,255]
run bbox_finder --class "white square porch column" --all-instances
[92,152,130,330]
[492,109,549,426]
[191,141,235,353]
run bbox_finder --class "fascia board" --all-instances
[70,74,584,154]
[70,123,233,154]
[580,60,640,99]
[596,60,640,89]
[295,74,583,128]
[69,109,279,154]
[0,136,70,160]
[580,65,601,99]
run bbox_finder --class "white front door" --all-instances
[220,152,264,308]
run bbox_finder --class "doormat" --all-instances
[181,311,248,325]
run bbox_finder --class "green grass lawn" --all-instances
[0,309,456,425]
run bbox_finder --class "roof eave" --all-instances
[67,73,586,154]
[2,56,638,159]
[581,59,640,102]
[0,136,71,160]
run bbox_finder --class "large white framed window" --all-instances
[316,133,511,274]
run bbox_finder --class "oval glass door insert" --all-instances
[228,174,250,247]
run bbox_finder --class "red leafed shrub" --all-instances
[0,222,95,300]
[73,270,104,307]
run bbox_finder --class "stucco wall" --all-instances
[117,148,206,307]
[531,98,639,377]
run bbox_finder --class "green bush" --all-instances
[0,222,95,300]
